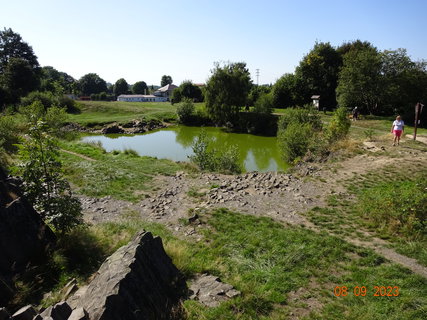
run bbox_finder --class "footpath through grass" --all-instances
[47,209,427,319]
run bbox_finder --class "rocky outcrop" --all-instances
[101,125,124,134]
[70,230,186,320]
[0,168,56,306]
[99,119,166,135]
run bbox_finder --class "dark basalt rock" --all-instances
[72,230,187,320]
[0,168,56,306]
[101,125,124,134]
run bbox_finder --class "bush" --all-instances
[253,93,273,114]
[326,106,351,141]
[15,120,83,233]
[189,130,242,174]
[21,91,79,113]
[21,91,56,109]
[278,122,313,163]
[358,179,427,240]
[277,106,322,132]
[176,98,195,124]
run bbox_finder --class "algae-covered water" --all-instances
[82,126,287,172]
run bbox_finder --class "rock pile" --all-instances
[101,119,166,134]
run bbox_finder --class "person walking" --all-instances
[352,107,359,121]
[391,115,404,146]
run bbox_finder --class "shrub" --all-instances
[189,130,242,174]
[15,120,83,233]
[20,101,68,136]
[326,106,351,141]
[21,91,79,113]
[278,122,313,163]
[176,98,195,124]
[277,106,322,132]
[253,93,273,114]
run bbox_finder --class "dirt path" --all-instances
[79,136,427,278]
[60,149,96,162]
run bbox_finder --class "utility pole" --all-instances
[414,102,424,140]
[255,69,260,86]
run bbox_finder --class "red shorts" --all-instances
[393,130,402,137]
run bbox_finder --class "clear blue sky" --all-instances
[2,0,426,86]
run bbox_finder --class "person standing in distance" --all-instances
[391,115,404,146]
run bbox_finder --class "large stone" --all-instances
[189,274,241,307]
[72,231,186,320]
[0,307,10,320]
[67,308,88,320]
[101,125,124,134]
[0,168,56,305]
[40,302,71,320]
[11,305,37,320]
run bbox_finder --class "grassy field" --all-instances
[39,209,426,319]
[69,101,207,126]
[69,101,179,126]
[58,140,183,202]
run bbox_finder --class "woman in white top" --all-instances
[390,115,404,146]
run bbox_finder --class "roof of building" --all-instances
[156,84,178,92]
[311,95,320,99]
[118,95,157,98]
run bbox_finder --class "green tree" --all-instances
[114,78,129,96]
[0,28,39,72]
[40,66,75,94]
[0,58,39,104]
[271,73,301,108]
[78,73,107,96]
[16,103,82,233]
[381,49,427,116]
[132,81,148,94]
[161,75,173,87]
[205,62,252,124]
[336,47,382,114]
[295,42,342,109]
[173,80,203,103]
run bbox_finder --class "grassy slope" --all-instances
[59,140,182,202]
[69,101,206,126]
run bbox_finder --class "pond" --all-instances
[81,126,287,172]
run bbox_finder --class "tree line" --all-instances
[1,27,426,123]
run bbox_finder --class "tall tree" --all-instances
[336,47,383,114]
[295,42,342,108]
[78,73,107,95]
[161,75,173,87]
[0,28,39,72]
[178,80,203,102]
[271,73,302,108]
[381,49,427,115]
[40,66,75,94]
[0,58,39,104]
[113,78,129,96]
[132,81,148,94]
[205,62,252,124]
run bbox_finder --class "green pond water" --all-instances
[81,126,287,172]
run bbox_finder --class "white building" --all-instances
[153,84,178,100]
[117,95,168,102]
